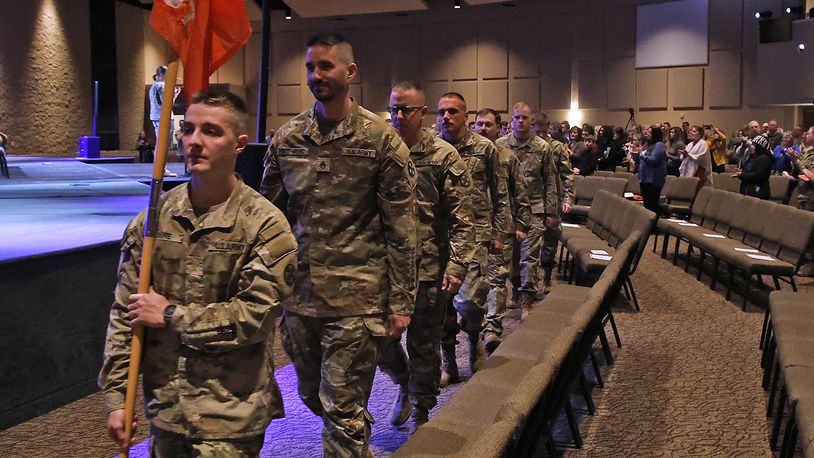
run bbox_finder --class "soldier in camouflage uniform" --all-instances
[497,103,559,319]
[99,90,298,456]
[473,108,531,353]
[534,111,575,291]
[436,93,512,386]
[260,34,418,458]
[377,81,475,433]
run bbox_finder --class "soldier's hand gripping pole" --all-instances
[120,56,180,458]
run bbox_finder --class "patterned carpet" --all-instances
[1,238,811,457]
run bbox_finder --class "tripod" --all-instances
[624,107,637,131]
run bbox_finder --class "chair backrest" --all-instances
[615,166,628,173]
[665,176,699,204]
[587,190,611,233]
[768,175,790,203]
[593,170,614,177]
[689,186,714,224]
[602,177,629,196]
[574,176,605,205]
[713,173,740,193]
[759,204,797,255]
[728,195,759,241]
[712,191,744,235]
[742,199,774,248]
[788,186,799,208]
[700,189,725,229]
[606,199,634,246]
[778,209,814,266]
[628,205,657,272]
[599,231,641,309]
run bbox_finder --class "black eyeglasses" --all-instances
[387,106,424,116]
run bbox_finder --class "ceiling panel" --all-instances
[286,0,428,18]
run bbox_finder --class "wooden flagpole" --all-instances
[120,54,180,458]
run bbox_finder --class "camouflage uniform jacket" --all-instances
[496,145,532,233]
[797,146,814,201]
[99,181,298,439]
[444,130,512,243]
[411,131,476,282]
[543,134,575,207]
[261,102,418,318]
[496,134,559,216]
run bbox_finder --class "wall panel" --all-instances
[669,67,704,109]
[707,50,741,107]
[478,80,508,112]
[607,58,635,110]
[637,69,668,109]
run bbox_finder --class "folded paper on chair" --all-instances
[746,254,775,261]
[590,249,609,255]
[734,248,760,253]
[703,233,726,238]
[590,254,613,261]
[678,222,698,227]
[562,223,581,228]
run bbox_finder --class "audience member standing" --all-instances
[680,125,712,188]
[733,135,773,199]
[772,131,800,176]
[665,127,686,176]
[708,126,728,173]
[633,125,667,214]
[795,126,814,211]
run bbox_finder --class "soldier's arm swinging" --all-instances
[486,144,512,249]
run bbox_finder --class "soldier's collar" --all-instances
[168,178,244,230]
[303,99,362,146]
[449,129,479,151]
[508,133,535,148]
[411,131,436,153]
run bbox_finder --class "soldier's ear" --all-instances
[346,62,358,82]
[235,134,249,156]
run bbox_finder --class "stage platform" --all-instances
[0,156,187,263]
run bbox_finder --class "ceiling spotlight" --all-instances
[285,7,292,19]
[454,0,461,9]
[786,6,803,14]
[798,43,806,52]
[755,10,773,19]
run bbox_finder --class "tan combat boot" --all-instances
[439,344,459,387]
[468,333,486,373]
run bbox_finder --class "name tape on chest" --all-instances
[278,147,308,157]
[414,159,443,167]
[155,231,184,243]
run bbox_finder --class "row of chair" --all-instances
[560,190,657,311]
[570,175,629,218]
[656,186,814,309]
[711,172,797,205]
[759,291,814,457]
[394,232,642,457]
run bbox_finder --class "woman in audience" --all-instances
[733,134,773,199]
[568,126,584,166]
[707,126,728,173]
[596,126,626,171]
[665,127,686,176]
[679,125,712,188]
[632,125,667,214]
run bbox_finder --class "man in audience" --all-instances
[792,125,805,146]
[261,33,418,457]
[473,108,531,353]
[766,119,783,150]
[497,103,559,320]
[735,120,762,168]
[436,92,511,386]
[378,81,475,434]
[100,90,297,456]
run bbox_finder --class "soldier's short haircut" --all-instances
[476,108,501,125]
[439,92,467,111]
[533,110,549,124]
[512,102,532,114]
[190,89,248,134]
[392,81,425,106]
[306,32,354,64]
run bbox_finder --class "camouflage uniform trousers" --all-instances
[442,241,490,344]
[517,215,551,296]
[799,195,814,276]
[149,427,264,458]
[378,281,447,413]
[280,310,387,458]
[485,234,516,337]
[542,219,562,269]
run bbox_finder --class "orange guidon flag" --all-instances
[149,0,252,103]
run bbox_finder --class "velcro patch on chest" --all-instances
[415,159,442,167]
[342,148,377,158]
[155,231,184,243]
[278,147,308,156]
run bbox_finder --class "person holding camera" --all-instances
[732,134,773,200]
[706,125,728,173]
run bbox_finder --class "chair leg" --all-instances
[741,272,752,311]
[772,275,781,291]
[766,359,781,417]
[696,250,706,280]
[672,237,680,265]
[626,277,641,312]
[589,351,604,388]
[789,276,798,292]
[770,387,787,450]
[726,264,735,301]
[760,310,770,351]
[762,337,776,389]
[578,371,596,415]
[606,311,623,348]
[710,257,719,290]
[661,232,670,258]
[597,327,614,365]
[563,398,583,449]
[652,231,658,253]
[684,245,693,273]
[780,401,799,458]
